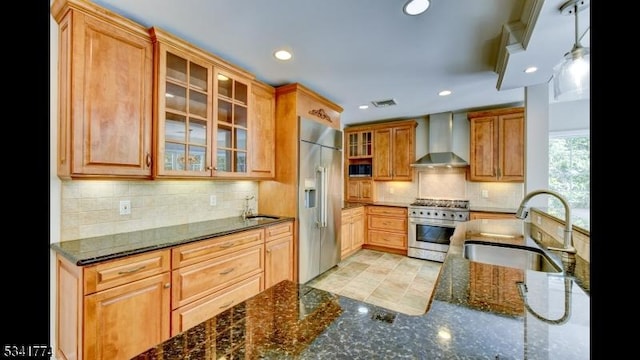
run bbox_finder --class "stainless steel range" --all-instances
[407,198,470,262]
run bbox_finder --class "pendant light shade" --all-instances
[553,0,590,101]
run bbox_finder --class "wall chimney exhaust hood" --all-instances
[411,112,469,168]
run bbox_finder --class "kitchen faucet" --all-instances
[516,189,576,269]
[241,195,255,220]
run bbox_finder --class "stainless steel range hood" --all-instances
[411,112,468,168]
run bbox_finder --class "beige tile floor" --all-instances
[306,249,442,316]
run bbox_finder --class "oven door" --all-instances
[408,218,456,261]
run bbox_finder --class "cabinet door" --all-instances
[347,131,373,158]
[351,208,365,248]
[155,44,213,177]
[373,128,392,180]
[84,273,171,360]
[499,113,525,181]
[469,116,498,181]
[391,125,414,181]
[249,81,275,178]
[340,210,353,258]
[59,11,153,178]
[214,68,251,176]
[265,236,294,288]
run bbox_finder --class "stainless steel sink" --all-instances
[463,240,562,273]
[245,215,280,221]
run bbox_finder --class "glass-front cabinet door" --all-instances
[347,130,373,158]
[156,46,213,177]
[214,69,250,176]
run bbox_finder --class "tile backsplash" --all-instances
[60,180,259,241]
[466,181,524,210]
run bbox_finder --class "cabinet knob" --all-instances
[164,283,171,288]
[207,166,213,170]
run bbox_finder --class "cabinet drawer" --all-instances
[367,230,406,249]
[172,229,264,269]
[368,215,407,233]
[172,244,264,309]
[367,206,407,217]
[266,221,293,241]
[171,273,263,335]
[83,249,170,294]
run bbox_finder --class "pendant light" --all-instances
[553,0,590,101]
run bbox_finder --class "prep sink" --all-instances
[463,240,563,273]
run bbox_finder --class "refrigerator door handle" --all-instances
[317,165,328,228]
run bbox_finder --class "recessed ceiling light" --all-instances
[359,105,369,110]
[403,0,430,15]
[524,66,538,73]
[438,90,452,96]
[274,49,292,61]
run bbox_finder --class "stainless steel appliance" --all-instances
[348,163,372,177]
[298,117,343,283]
[408,198,469,261]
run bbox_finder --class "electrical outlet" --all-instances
[536,216,542,225]
[556,226,563,237]
[210,195,217,206]
[389,187,395,194]
[481,189,489,198]
[119,200,131,215]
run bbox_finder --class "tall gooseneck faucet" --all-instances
[516,189,576,267]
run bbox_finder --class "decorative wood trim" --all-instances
[308,108,331,122]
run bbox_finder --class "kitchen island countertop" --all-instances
[133,219,590,359]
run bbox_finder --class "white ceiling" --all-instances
[89,0,590,126]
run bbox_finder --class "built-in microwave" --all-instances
[348,164,372,177]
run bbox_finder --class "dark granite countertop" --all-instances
[133,219,590,359]
[50,215,294,266]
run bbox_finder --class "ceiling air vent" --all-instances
[371,98,398,108]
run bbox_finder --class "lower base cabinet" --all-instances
[364,205,408,254]
[341,206,365,259]
[265,221,295,288]
[55,220,294,360]
[56,250,172,360]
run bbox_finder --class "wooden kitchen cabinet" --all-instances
[468,107,525,182]
[373,120,417,181]
[470,211,517,220]
[346,130,373,159]
[468,262,524,316]
[150,27,256,179]
[265,221,295,288]
[346,178,374,202]
[249,80,276,178]
[364,205,408,254]
[170,228,264,335]
[55,250,171,360]
[52,0,153,179]
[341,206,365,259]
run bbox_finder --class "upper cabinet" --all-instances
[346,130,373,159]
[467,107,525,182]
[248,81,276,179]
[52,0,153,179]
[150,27,256,179]
[52,0,276,181]
[373,120,417,181]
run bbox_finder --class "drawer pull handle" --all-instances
[219,242,236,249]
[219,267,235,275]
[219,301,234,309]
[118,265,145,275]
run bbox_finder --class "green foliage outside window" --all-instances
[548,133,590,230]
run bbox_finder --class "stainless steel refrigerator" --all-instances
[298,117,343,284]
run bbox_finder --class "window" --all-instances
[548,129,590,230]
